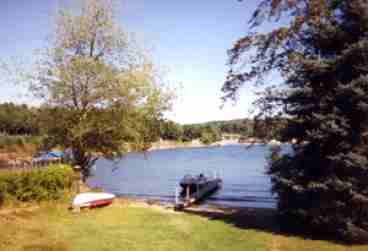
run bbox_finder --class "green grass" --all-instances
[0,202,367,251]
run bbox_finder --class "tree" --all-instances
[182,125,202,142]
[0,103,40,135]
[200,125,221,145]
[30,0,172,179]
[224,0,368,242]
[159,120,183,141]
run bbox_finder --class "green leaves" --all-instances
[231,0,368,243]
[0,165,74,204]
[199,125,222,145]
[29,0,173,176]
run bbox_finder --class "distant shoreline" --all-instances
[0,138,284,168]
[148,139,283,151]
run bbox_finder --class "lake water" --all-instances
[88,144,286,209]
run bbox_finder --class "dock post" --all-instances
[175,187,179,205]
[186,186,190,201]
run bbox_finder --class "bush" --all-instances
[0,164,75,205]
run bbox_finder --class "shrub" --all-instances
[0,164,75,205]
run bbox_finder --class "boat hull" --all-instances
[72,192,115,208]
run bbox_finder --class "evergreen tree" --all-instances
[224,0,368,242]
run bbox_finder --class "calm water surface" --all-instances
[88,144,289,208]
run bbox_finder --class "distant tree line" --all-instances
[158,118,286,144]
[1,102,286,145]
[0,103,40,135]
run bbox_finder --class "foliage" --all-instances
[159,120,183,141]
[159,118,285,143]
[218,119,253,136]
[0,164,74,205]
[0,103,40,135]
[226,0,368,243]
[200,125,222,145]
[181,124,203,142]
[0,135,41,155]
[28,0,173,178]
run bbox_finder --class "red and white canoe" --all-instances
[72,192,116,208]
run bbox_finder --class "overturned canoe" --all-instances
[72,192,115,208]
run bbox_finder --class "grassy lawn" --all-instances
[0,201,367,251]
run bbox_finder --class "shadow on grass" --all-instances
[182,206,361,246]
[183,206,280,234]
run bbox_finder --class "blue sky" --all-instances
[0,0,264,124]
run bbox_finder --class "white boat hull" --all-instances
[72,192,115,208]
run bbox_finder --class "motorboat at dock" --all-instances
[175,173,222,210]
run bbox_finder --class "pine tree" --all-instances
[224,0,368,242]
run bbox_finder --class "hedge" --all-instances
[0,164,75,205]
